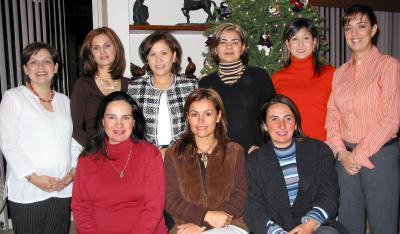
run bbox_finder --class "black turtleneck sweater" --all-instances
[199,66,275,152]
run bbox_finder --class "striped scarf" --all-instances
[218,60,245,85]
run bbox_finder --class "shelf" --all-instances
[129,24,209,31]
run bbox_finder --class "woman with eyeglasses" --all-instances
[71,27,130,147]
[199,23,275,155]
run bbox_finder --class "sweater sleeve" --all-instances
[352,58,400,168]
[259,69,275,104]
[245,150,275,234]
[135,146,166,233]
[325,70,347,156]
[0,91,36,178]
[70,79,89,146]
[165,150,209,226]
[216,148,247,218]
[71,158,97,234]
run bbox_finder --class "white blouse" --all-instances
[156,92,173,146]
[0,86,81,203]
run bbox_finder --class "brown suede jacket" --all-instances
[165,141,247,233]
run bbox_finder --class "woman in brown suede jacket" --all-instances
[165,88,247,234]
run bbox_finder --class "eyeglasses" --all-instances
[90,42,114,53]
[218,40,242,48]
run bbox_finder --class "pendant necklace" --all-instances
[197,139,217,166]
[28,83,55,103]
[105,142,133,178]
[96,75,119,90]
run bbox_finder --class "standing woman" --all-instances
[72,92,167,233]
[199,23,275,154]
[272,18,335,141]
[0,42,77,233]
[326,4,400,234]
[128,31,198,156]
[246,95,345,234]
[71,27,130,147]
[165,88,247,234]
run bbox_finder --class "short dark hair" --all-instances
[260,94,305,141]
[139,31,182,75]
[21,42,60,83]
[80,91,146,157]
[80,27,126,80]
[208,23,248,65]
[342,4,378,45]
[173,88,229,159]
[282,18,322,75]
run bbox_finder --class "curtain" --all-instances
[317,6,400,68]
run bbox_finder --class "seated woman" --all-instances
[245,95,346,234]
[71,91,167,233]
[165,88,247,234]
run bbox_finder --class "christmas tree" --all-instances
[202,0,327,75]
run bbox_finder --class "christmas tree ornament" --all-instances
[289,0,303,12]
[217,1,231,21]
[257,32,273,56]
[201,0,327,75]
[301,0,309,7]
[268,2,280,16]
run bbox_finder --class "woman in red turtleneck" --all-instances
[72,92,167,234]
[272,18,335,141]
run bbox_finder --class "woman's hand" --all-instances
[56,169,75,191]
[204,210,233,228]
[28,173,61,192]
[287,219,318,234]
[339,151,361,175]
[177,223,206,234]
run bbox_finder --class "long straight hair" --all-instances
[80,27,126,80]
[173,88,229,160]
[282,18,322,75]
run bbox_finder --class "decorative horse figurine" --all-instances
[181,0,217,24]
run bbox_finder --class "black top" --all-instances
[71,77,130,146]
[245,138,346,234]
[199,66,275,152]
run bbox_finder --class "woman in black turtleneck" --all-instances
[199,23,275,154]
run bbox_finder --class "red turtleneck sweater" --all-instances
[272,55,335,141]
[72,139,167,234]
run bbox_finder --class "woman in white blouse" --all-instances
[0,42,79,234]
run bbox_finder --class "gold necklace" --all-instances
[96,75,119,90]
[105,142,133,178]
[197,139,217,166]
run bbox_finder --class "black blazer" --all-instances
[245,138,346,234]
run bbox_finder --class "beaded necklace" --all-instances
[28,83,55,103]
